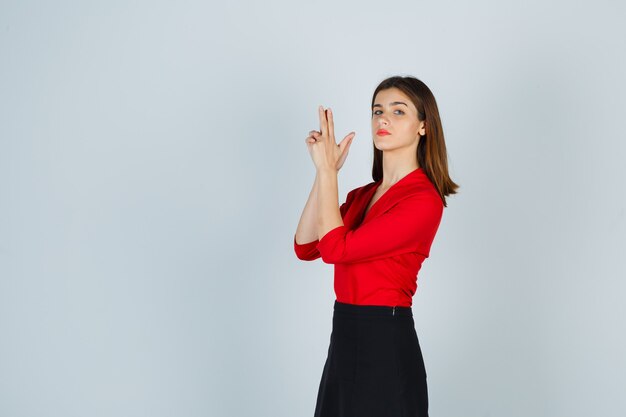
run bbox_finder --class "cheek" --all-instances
[399,125,420,142]
[405,122,421,135]
[398,123,415,134]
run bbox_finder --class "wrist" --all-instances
[316,166,337,175]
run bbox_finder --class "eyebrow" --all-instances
[372,101,408,108]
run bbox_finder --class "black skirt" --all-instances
[314,300,429,417]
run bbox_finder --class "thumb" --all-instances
[339,132,356,151]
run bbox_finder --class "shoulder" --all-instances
[395,172,442,206]
[391,177,443,219]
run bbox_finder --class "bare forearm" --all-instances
[316,168,343,238]
[295,173,320,244]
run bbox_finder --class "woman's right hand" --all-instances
[305,129,355,171]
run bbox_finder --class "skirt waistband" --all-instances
[333,300,413,317]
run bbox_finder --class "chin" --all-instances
[374,141,398,152]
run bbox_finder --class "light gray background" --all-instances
[1,1,625,416]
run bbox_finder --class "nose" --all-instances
[377,116,389,127]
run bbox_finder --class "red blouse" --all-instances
[293,167,444,307]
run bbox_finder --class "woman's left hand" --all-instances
[308,105,355,172]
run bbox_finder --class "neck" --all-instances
[380,151,419,189]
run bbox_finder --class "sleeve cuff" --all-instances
[294,234,320,259]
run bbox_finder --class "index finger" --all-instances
[318,105,328,138]
[327,107,335,143]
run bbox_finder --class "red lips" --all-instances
[376,129,390,136]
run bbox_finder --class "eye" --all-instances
[372,109,404,116]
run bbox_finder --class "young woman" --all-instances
[294,75,459,417]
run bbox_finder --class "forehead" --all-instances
[373,88,415,110]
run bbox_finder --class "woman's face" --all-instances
[371,87,425,152]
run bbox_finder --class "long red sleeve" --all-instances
[316,194,442,264]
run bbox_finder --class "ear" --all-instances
[418,120,426,137]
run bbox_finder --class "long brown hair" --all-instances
[371,76,459,207]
